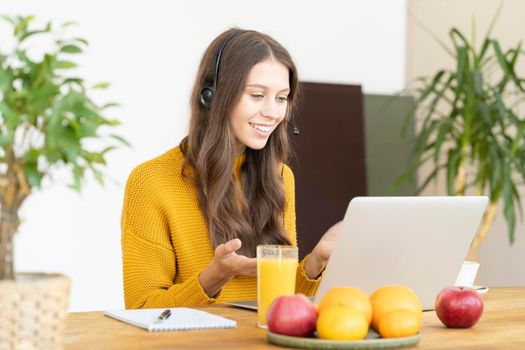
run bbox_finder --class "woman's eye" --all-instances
[278,96,288,102]
[251,94,264,99]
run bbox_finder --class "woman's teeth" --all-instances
[249,123,271,132]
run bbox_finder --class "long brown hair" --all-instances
[180,28,300,257]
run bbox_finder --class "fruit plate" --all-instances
[267,330,420,349]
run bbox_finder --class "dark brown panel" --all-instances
[290,82,367,259]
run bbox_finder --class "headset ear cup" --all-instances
[199,84,214,109]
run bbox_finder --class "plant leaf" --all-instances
[55,61,77,69]
[60,44,82,54]
[23,161,42,188]
[92,82,111,89]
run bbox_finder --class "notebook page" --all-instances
[104,307,237,332]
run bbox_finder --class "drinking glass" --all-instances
[256,245,298,328]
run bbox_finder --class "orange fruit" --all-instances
[378,309,421,338]
[316,306,369,340]
[318,286,372,325]
[370,285,422,330]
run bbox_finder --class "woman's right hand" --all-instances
[198,238,257,297]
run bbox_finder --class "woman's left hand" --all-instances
[304,220,343,279]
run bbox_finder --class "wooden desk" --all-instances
[64,287,525,349]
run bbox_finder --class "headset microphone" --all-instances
[287,121,300,136]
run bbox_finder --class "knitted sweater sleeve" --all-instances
[121,165,219,309]
[281,164,323,296]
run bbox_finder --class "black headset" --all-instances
[199,31,300,136]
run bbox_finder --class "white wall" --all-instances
[1,0,407,311]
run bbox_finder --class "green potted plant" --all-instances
[0,15,127,348]
[397,12,525,255]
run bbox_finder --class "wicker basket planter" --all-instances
[0,273,70,350]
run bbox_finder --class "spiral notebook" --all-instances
[104,307,237,332]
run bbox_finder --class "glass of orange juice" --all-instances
[257,245,298,328]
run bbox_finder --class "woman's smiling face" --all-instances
[229,57,290,155]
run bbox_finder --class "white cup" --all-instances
[454,261,480,287]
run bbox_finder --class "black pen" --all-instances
[156,309,171,323]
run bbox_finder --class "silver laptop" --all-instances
[227,196,488,311]
[314,196,488,310]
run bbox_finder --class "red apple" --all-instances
[266,294,318,337]
[435,286,484,328]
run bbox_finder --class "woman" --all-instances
[121,28,342,309]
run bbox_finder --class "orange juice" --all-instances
[257,256,298,327]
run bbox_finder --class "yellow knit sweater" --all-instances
[121,146,321,309]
